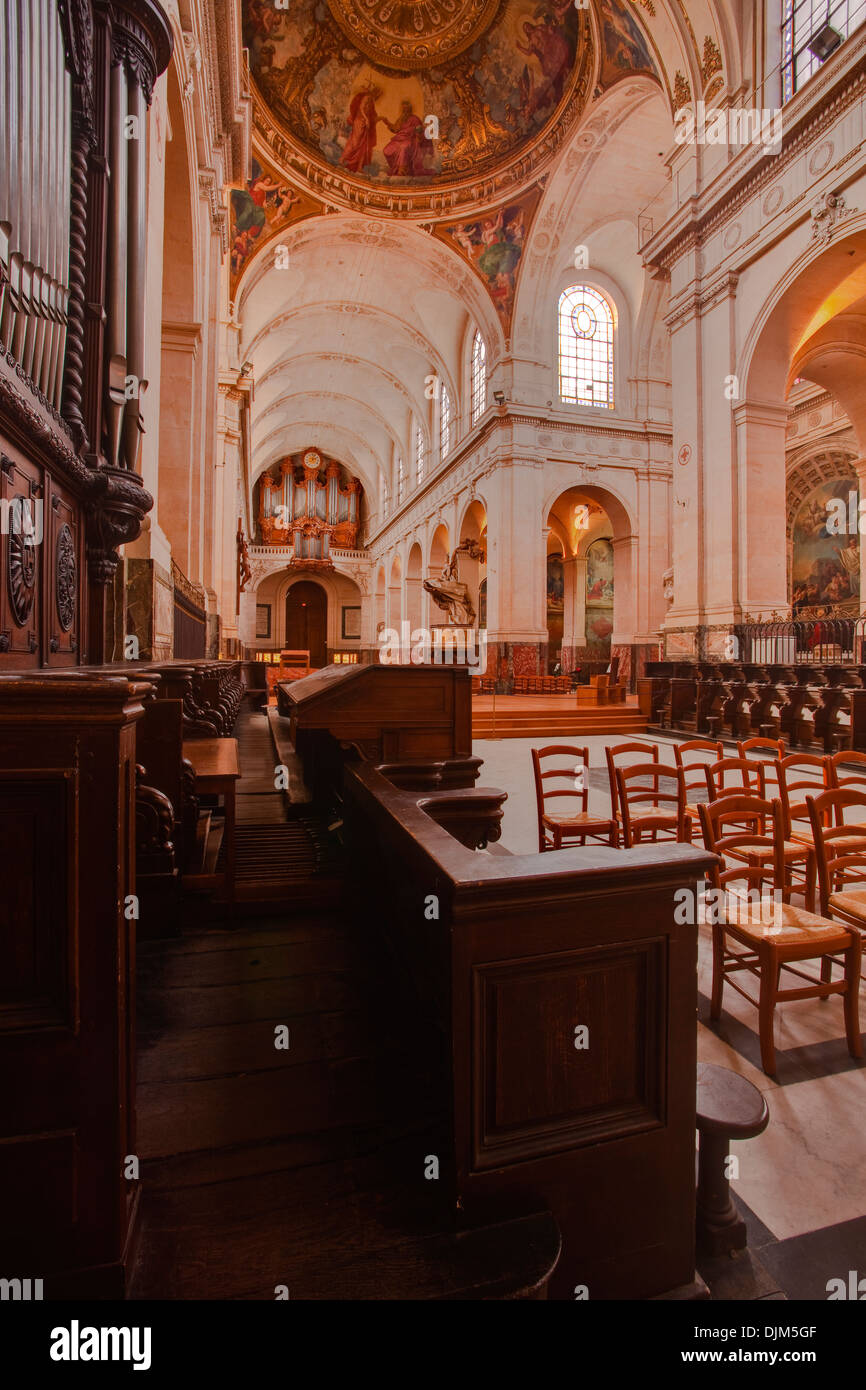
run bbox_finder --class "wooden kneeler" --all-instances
[695,1063,769,1256]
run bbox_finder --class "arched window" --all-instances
[396,454,405,505]
[558,285,615,408]
[380,468,389,520]
[440,383,453,460]
[415,419,425,484]
[471,330,487,425]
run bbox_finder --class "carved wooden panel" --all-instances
[0,771,77,1033]
[0,451,42,663]
[471,940,665,1170]
[45,478,81,662]
[0,1131,78,1242]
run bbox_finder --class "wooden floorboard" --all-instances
[129,708,558,1300]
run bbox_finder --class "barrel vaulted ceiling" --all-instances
[234,0,744,521]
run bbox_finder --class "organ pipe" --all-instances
[0,0,72,411]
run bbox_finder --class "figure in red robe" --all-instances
[341,86,383,173]
[382,101,432,177]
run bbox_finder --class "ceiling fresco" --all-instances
[242,0,598,206]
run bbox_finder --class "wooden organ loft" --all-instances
[257,449,362,562]
[0,0,722,1305]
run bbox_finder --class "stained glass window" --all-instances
[396,454,404,505]
[415,418,425,484]
[558,285,615,408]
[471,330,487,425]
[440,383,452,460]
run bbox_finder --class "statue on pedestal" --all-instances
[423,539,486,626]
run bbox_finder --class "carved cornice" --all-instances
[110,0,174,105]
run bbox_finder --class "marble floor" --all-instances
[474,731,866,1301]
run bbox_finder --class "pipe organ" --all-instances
[0,1,172,667]
[258,450,362,564]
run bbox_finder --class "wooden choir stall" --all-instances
[283,663,715,1301]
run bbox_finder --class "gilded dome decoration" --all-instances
[243,0,594,213]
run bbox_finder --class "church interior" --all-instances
[3,0,866,1318]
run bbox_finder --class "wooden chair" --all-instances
[605,741,659,842]
[616,762,691,847]
[698,795,862,1075]
[807,788,866,963]
[674,739,723,839]
[774,753,830,908]
[531,745,618,851]
[827,749,866,791]
[705,755,767,802]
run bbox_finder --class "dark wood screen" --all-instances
[173,592,207,658]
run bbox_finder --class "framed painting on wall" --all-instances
[256,604,271,639]
[341,605,361,640]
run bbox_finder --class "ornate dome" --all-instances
[244,0,594,214]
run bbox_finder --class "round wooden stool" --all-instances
[705,715,722,739]
[696,1063,769,1257]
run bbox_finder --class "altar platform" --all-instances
[471,692,648,740]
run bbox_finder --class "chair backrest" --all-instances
[705,756,766,801]
[738,737,785,759]
[737,736,785,794]
[531,744,590,853]
[775,752,830,830]
[606,741,659,818]
[698,793,785,893]
[827,749,866,791]
[674,739,724,797]
[807,787,866,913]
[615,762,686,846]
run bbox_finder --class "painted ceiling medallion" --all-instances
[325,0,502,71]
[243,0,597,210]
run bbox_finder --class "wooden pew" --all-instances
[279,663,482,801]
[342,756,715,1300]
[0,671,152,1295]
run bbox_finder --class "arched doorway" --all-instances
[286,581,327,667]
[545,488,617,675]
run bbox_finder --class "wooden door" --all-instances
[286,581,327,667]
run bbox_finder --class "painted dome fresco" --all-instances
[243,0,596,207]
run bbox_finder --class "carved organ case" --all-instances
[0,0,172,668]
[258,450,361,564]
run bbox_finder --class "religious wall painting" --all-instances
[791,478,860,616]
[594,0,660,92]
[229,156,323,295]
[585,536,613,654]
[242,0,593,203]
[546,552,564,666]
[435,185,541,334]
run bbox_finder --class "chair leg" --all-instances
[820,956,833,986]
[806,852,816,913]
[710,925,725,1020]
[842,937,863,1060]
[757,954,778,1075]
